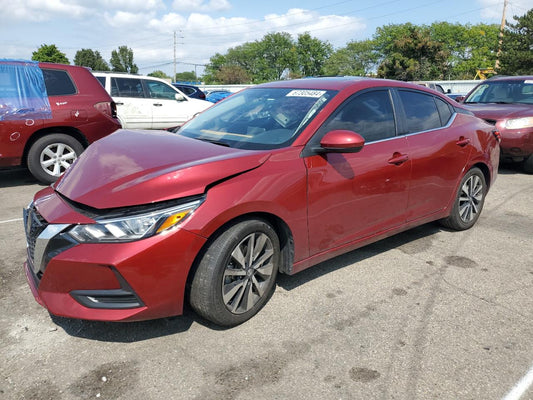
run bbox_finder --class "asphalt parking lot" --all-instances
[0,165,531,400]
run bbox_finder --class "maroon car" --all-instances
[0,61,121,183]
[23,78,500,326]
[460,76,533,173]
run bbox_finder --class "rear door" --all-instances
[305,89,411,255]
[396,89,473,220]
[111,77,152,129]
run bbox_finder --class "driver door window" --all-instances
[323,90,396,142]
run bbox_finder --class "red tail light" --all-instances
[94,102,117,118]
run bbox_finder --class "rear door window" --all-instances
[41,68,76,96]
[111,77,146,98]
[398,90,442,133]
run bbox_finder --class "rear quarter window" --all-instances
[41,68,77,96]
[435,97,453,125]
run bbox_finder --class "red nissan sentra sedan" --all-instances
[23,77,500,326]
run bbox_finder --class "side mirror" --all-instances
[175,93,186,101]
[316,130,365,153]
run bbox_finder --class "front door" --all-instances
[305,89,411,256]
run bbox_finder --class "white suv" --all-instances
[93,72,211,129]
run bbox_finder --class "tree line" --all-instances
[32,44,139,74]
[31,8,532,83]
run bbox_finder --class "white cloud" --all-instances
[104,10,156,27]
[172,0,231,12]
[99,0,165,12]
[477,0,531,21]
[0,0,90,21]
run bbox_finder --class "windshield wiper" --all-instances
[197,137,231,147]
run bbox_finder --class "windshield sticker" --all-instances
[524,80,533,84]
[286,90,326,98]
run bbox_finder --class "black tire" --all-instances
[440,167,487,231]
[190,219,280,326]
[27,134,84,184]
[523,155,533,174]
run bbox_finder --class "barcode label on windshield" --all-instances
[286,90,326,98]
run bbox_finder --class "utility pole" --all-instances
[495,0,508,70]
[173,30,184,82]
[173,31,177,82]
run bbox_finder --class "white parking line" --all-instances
[502,363,533,400]
[0,218,23,224]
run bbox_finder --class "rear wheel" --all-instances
[440,167,487,231]
[27,134,84,184]
[190,219,280,326]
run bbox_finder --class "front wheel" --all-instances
[440,167,487,231]
[27,134,84,184]
[190,219,280,326]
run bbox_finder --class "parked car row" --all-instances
[23,77,501,326]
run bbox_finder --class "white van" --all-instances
[93,72,211,129]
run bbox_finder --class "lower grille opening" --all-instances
[70,289,143,309]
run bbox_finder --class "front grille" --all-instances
[24,205,48,267]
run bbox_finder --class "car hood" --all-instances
[462,103,533,120]
[55,129,270,209]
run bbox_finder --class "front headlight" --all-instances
[504,117,533,130]
[68,199,202,243]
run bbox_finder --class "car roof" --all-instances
[256,76,441,92]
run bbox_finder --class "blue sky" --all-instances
[0,0,530,77]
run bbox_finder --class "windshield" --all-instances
[178,87,337,150]
[464,80,533,105]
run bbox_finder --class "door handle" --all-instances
[153,103,163,107]
[115,102,124,106]
[388,153,409,165]
[456,137,471,147]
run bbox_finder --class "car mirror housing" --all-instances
[317,130,365,153]
[175,93,186,101]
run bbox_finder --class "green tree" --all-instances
[175,71,197,82]
[499,8,533,74]
[74,49,109,71]
[323,39,379,76]
[256,32,298,81]
[206,32,330,83]
[31,44,69,64]
[295,33,333,77]
[203,53,228,83]
[215,65,251,84]
[375,24,450,80]
[148,70,171,79]
[110,46,138,73]
[430,22,499,79]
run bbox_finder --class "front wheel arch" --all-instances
[186,213,293,324]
